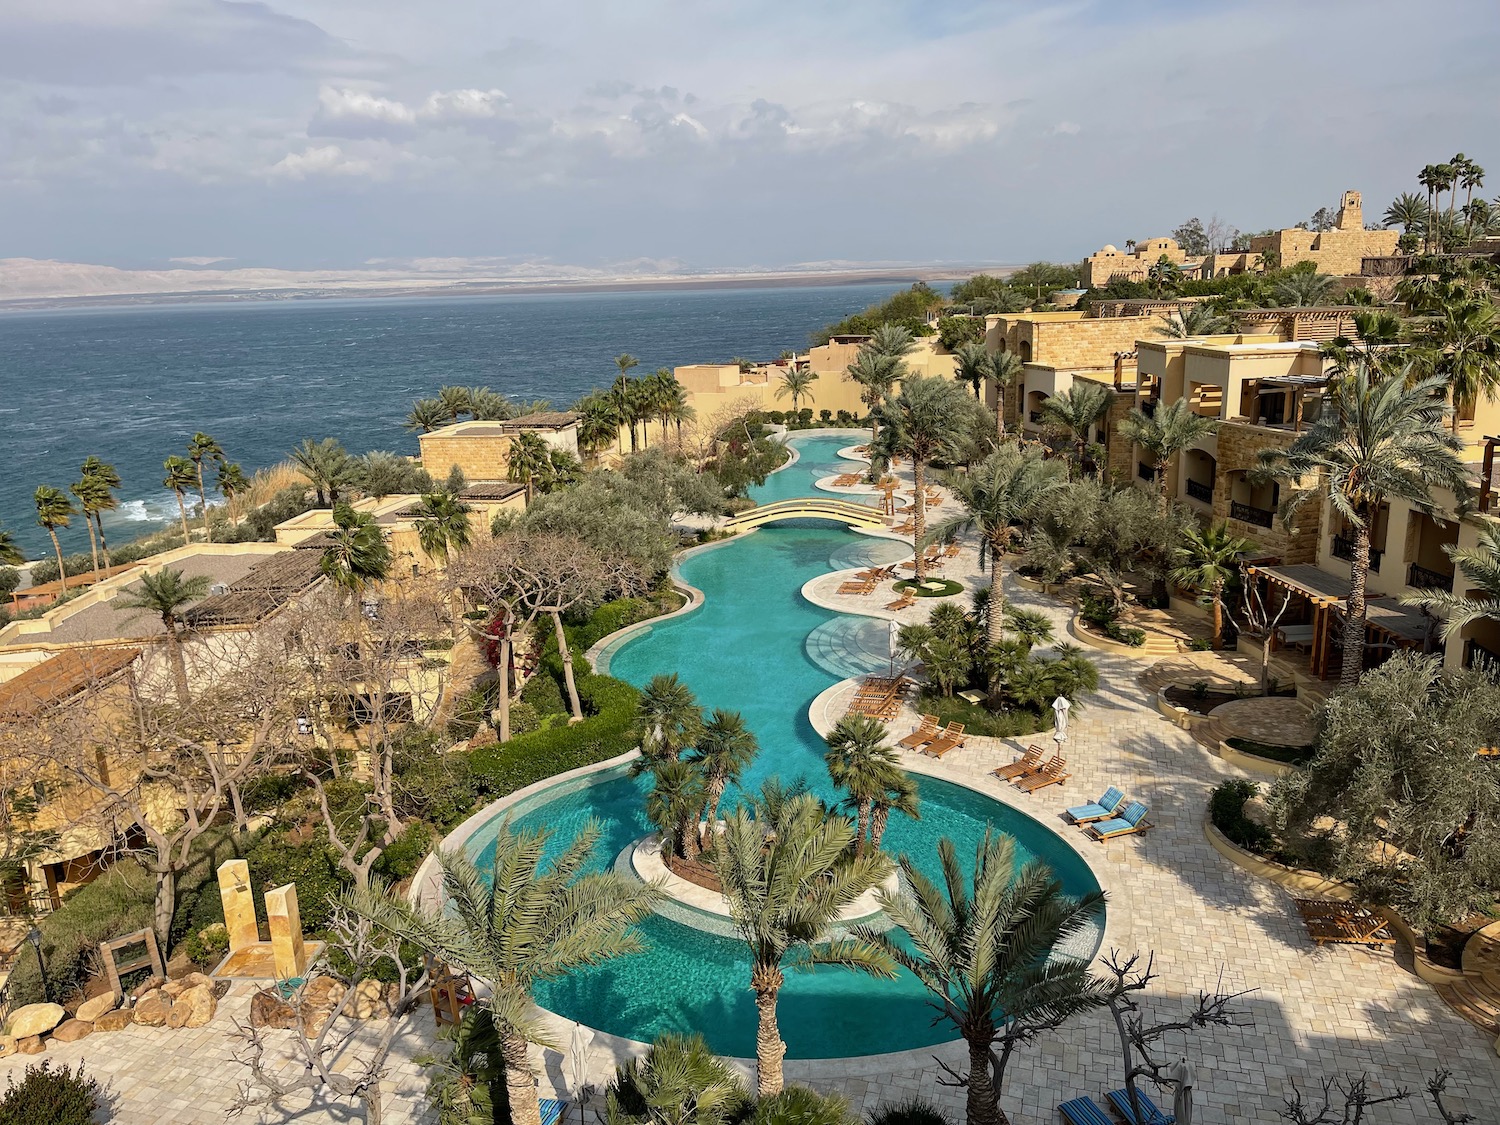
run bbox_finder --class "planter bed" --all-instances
[893,577,964,598]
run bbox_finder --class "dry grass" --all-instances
[237,460,306,511]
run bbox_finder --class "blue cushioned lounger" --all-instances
[1107,1087,1175,1124]
[540,1099,568,1125]
[1065,786,1125,823]
[1085,801,1150,841]
[1058,1095,1113,1125]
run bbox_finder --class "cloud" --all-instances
[1050,121,1081,136]
[268,144,375,180]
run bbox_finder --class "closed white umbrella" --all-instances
[568,1021,594,1125]
[1168,1056,1196,1125]
[1051,695,1071,745]
[888,618,903,675]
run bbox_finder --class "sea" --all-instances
[0,283,899,557]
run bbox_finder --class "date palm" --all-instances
[1402,516,1500,643]
[291,437,356,507]
[1039,382,1113,477]
[574,392,621,464]
[348,825,664,1125]
[1410,295,1500,431]
[868,323,916,359]
[1273,270,1336,307]
[614,354,641,452]
[162,455,198,544]
[823,715,901,854]
[320,501,392,600]
[78,456,121,570]
[775,365,819,414]
[438,385,474,421]
[1171,522,1251,649]
[33,486,75,591]
[688,709,758,838]
[984,350,1023,439]
[413,491,475,564]
[1155,304,1231,338]
[857,833,1109,1125]
[69,474,110,579]
[1258,363,1469,689]
[632,673,704,771]
[866,766,918,852]
[405,397,449,433]
[647,757,706,861]
[506,431,551,502]
[871,376,975,580]
[186,432,224,541]
[216,461,249,526]
[844,348,904,441]
[113,567,212,703]
[1383,191,1429,236]
[711,786,895,1098]
[1118,399,1218,514]
[929,446,1067,655]
[1419,164,1445,252]
[1458,158,1486,240]
[952,342,990,400]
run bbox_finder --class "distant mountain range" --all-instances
[0,257,1005,308]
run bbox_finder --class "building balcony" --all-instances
[1407,562,1455,592]
[1138,461,1156,482]
[1465,638,1500,681]
[1331,534,1383,574]
[1185,479,1214,504]
[1140,398,1158,418]
[1230,501,1275,529]
[1028,410,1044,424]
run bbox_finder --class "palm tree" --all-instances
[872,377,979,579]
[711,787,895,1098]
[405,397,449,433]
[162,456,198,544]
[471,387,511,421]
[646,758,707,861]
[775,365,820,414]
[574,392,621,464]
[856,833,1109,1125]
[1259,363,1470,688]
[1146,256,1181,296]
[614,354,641,453]
[215,461,249,526]
[866,765,918,852]
[1441,156,1463,239]
[984,351,1023,439]
[291,437,355,507]
[1383,191,1429,236]
[823,715,902,854]
[868,324,916,359]
[1118,399,1218,514]
[1459,159,1486,240]
[845,348,904,442]
[33,486,75,592]
[1322,310,1406,381]
[0,527,23,566]
[78,456,121,569]
[1410,295,1500,430]
[1155,304,1231,338]
[1171,522,1251,649]
[606,1031,748,1125]
[69,475,109,580]
[186,432,224,542]
[505,431,552,502]
[348,826,664,1125]
[113,568,212,703]
[1419,164,1445,253]
[929,446,1068,654]
[1272,270,1336,307]
[687,709,758,838]
[952,342,990,400]
[1401,516,1500,643]
[438,385,474,421]
[1038,382,1114,477]
[413,491,474,564]
[632,673,704,771]
[319,501,393,600]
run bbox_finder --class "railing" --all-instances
[1465,639,1500,681]
[1230,501,1275,529]
[1185,479,1214,503]
[1028,410,1044,424]
[1331,535,1383,573]
[1141,399,1158,418]
[1407,562,1455,591]
[1137,462,1156,482]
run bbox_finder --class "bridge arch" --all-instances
[722,497,887,532]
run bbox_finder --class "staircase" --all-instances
[1434,922,1500,1040]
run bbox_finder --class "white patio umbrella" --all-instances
[1051,695,1071,745]
[568,1021,594,1125]
[1168,1056,1196,1125]
[888,618,903,675]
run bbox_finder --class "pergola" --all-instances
[1245,563,1438,679]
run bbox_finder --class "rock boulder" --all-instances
[17,1036,43,1055]
[163,972,212,999]
[76,993,118,1024]
[249,989,298,1030]
[50,1019,92,1043]
[94,1009,136,1033]
[167,985,216,1029]
[352,979,391,1020]
[133,991,172,1027]
[6,1003,65,1040]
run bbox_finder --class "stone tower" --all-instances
[1335,190,1363,231]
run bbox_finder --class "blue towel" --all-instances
[1067,786,1125,821]
[540,1098,569,1125]
[1058,1096,1113,1125]
[1107,1087,1174,1125]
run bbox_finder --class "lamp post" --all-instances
[26,927,47,1003]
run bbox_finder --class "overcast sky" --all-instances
[3,0,1496,272]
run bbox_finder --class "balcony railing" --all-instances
[1137,462,1156,482]
[1230,501,1274,529]
[1028,410,1044,424]
[1407,562,1455,592]
[1185,479,1214,504]
[1465,638,1500,681]
[1331,534,1383,573]
[1140,398,1158,418]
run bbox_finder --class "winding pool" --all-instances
[466,433,1103,1058]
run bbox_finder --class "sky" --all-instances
[3,0,1498,273]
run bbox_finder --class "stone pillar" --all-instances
[265,883,308,980]
[217,859,258,952]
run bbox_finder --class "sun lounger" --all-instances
[837,580,876,595]
[1106,1088,1175,1125]
[1065,787,1126,824]
[991,745,1044,780]
[1292,898,1395,947]
[885,593,917,610]
[920,723,966,758]
[943,543,961,557]
[1014,756,1069,792]
[897,717,940,750]
[540,1100,569,1125]
[1085,801,1151,841]
[1058,1096,1114,1125]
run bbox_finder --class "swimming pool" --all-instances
[465,433,1104,1058]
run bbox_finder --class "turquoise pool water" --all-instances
[467,433,1103,1058]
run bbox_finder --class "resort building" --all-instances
[1079,237,1196,287]
[417,412,581,482]
[1202,192,1400,278]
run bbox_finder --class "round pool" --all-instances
[462,433,1105,1058]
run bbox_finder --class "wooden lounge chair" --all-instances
[991,745,1043,781]
[1292,899,1395,947]
[1014,756,1069,792]
[1065,787,1126,824]
[920,723,967,758]
[885,593,916,611]
[1106,1088,1175,1125]
[1085,801,1151,841]
[897,717,939,750]
[943,542,961,557]
[1058,1096,1114,1125]
[837,580,876,595]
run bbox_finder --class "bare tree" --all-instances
[1280,1069,1473,1125]
[1223,563,1295,695]
[231,887,431,1125]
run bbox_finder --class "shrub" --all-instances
[0,1061,102,1125]
[180,923,230,971]
[520,668,567,716]
[240,770,304,812]
[374,821,435,884]
[867,1097,954,1125]
[470,673,639,794]
[1209,779,1273,853]
[246,833,343,933]
[393,747,487,830]
[766,410,786,424]
[446,685,492,742]
[1079,590,1145,647]
[797,408,814,425]
[820,409,833,422]
[0,568,19,598]
[918,690,1050,738]
[749,1086,856,1125]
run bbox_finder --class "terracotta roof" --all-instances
[0,647,141,719]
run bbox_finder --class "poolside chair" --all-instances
[1013,756,1069,792]
[896,716,939,750]
[539,1100,569,1125]
[1058,1096,1114,1125]
[920,723,966,758]
[885,593,917,611]
[1106,1088,1175,1125]
[1085,801,1151,841]
[1065,787,1126,824]
[991,745,1044,781]
[1292,899,1395,947]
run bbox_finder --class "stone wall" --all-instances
[1212,424,1322,563]
[418,433,514,482]
[1102,394,1138,484]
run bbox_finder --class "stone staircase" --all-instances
[1434,921,1500,1041]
